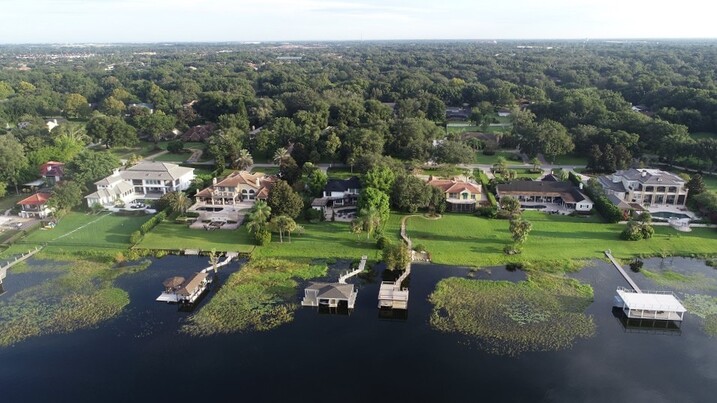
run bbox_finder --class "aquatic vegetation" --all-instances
[0,255,149,347]
[683,294,717,337]
[429,272,595,356]
[641,269,717,291]
[182,258,327,336]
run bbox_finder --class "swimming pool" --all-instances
[651,211,692,220]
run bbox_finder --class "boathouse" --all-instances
[301,283,357,309]
[614,287,687,322]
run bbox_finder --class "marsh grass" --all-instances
[429,272,595,356]
[641,269,717,291]
[0,254,150,347]
[683,294,717,336]
[182,258,327,336]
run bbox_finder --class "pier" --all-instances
[0,246,44,291]
[378,217,412,309]
[605,250,687,322]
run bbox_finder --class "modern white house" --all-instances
[85,161,195,207]
[598,168,688,207]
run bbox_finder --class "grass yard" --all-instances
[406,212,717,267]
[327,167,358,179]
[513,168,542,179]
[149,151,192,162]
[252,214,404,261]
[137,221,255,253]
[420,166,473,178]
[552,153,589,166]
[667,168,717,193]
[475,151,523,165]
[446,124,480,134]
[690,132,716,140]
[1,212,149,257]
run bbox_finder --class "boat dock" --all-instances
[301,256,366,310]
[378,218,412,309]
[605,250,687,322]
[0,246,43,291]
[604,250,641,292]
[156,252,236,303]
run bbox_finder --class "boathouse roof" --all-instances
[616,288,686,313]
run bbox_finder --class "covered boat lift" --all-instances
[614,287,687,322]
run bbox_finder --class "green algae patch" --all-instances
[641,269,717,291]
[182,258,327,336]
[0,255,149,347]
[429,272,595,356]
[683,294,717,337]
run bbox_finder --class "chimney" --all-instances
[212,177,217,186]
[579,183,583,190]
[641,171,647,177]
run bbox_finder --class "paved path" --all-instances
[143,150,169,161]
[185,148,203,164]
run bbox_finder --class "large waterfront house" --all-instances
[311,177,362,211]
[598,168,688,207]
[496,180,594,212]
[17,191,54,218]
[194,171,276,206]
[85,161,195,207]
[427,177,483,212]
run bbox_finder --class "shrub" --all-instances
[629,260,643,273]
[413,243,427,253]
[254,228,272,246]
[166,140,184,153]
[129,230,142,245]
[304,208,323,223]
[476,206,498,218]
[376,235,392,250]
[185,211,200,218]
[482,149,496,156]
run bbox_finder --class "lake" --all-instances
[1,256,717,402]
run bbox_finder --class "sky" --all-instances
[0,0,716,43]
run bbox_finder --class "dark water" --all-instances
[1,256,717,403]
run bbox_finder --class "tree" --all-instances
[357,187,390,225]
[0,134,28,194]
[427,185,447,215]
[305,169,328,197]
[249,200,272,223]
[270,215,297,243]
[621,219,654,241]
[278,156,301,184]
[530,157,542,173]
[64,93,90,119]
[352,206,382,239]
[508,216,533,252]
[534,119,574,163]
[273,147,290,165]
[0,81,14,99]
[246,201,272,245]
[100,96,126,116]
[136,110,175,143]
[499,196,521,217]
[66,150,121,190]
[383,243,411,270]
[0,181,7,199]
[433,141,475,164]
[47,180,83,215]
[391,175,430,213]
[169,192,191,215]
[267,180,303,219]
[235,149,253,171]
[86,115,138,149]
[687,174,707,199]
[362,166,396,194]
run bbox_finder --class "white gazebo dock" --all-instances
[614,287,687,322]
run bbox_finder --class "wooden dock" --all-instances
[339,256,367,284]
[604,250,642,293]
[0,246,43,286]
[378,217,412,309]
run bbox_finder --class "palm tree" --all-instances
[208,248,219,274]
[273,147,290,166]
[354,207,381,239]
[530,157,541,173]
[249,200,272,223]
[236,148,254,171]
[494,156,508,173]
[169,192,191,215]
[270,215,296,243]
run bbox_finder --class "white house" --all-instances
[85,161,195,207]
[598,168,688,207]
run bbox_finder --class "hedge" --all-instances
[570,172,622,223]
[139,210,168,235]
[477,171,498,207]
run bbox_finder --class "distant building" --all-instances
[445,106,471,120]
[128,103,154,114]
[17,192,53,218]
[496,180,593,212]
[598,168,688,208]
[39,161,65,186]
[181,123,216,142]
[85,162,194,207]
[427,177,483,212]
[194,171,276,206]
[497,108,512,117]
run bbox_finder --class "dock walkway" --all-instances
[0,246,43,286]
[605,250,641,293]
[378,216,412,309]
[339,256,367,284]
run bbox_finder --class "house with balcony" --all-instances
[427,177,484,212]
[17,192,54,218]
[598,168,688,208]
[85,161,195,207]
[194,171,276,206]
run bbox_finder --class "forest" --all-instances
[1,40,716,209]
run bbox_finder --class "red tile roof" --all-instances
[428,178,481,195]
[17,192,51,206]
[39,161,65,177]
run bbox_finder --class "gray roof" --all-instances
[85,181,133,199]
[613,169,685,186]
[122,162,194,181]
[306,282,355,300]
[94,173,124,186]
[607,194,631,209]
[496,181,589,204]
[597,176,627,193]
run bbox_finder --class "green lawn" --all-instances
[252,215,404,261]
[327,167,358,179]
[150,151,192,162]
[406,212,717,267]
[668,168,717,193]
[420,166,473,178]
[2,212,148,256]
[690,132,716,140]
[446,124,480,134]
[553,153,589,166]
[475,151,523,165]
[137,221,255,253]
[513,168,542,179]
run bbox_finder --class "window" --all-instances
[449,193,458,199]
[645,186,654,192]
[668,187,677,193]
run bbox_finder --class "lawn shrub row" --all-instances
[569,172,622,223]
[139,210,168,235]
